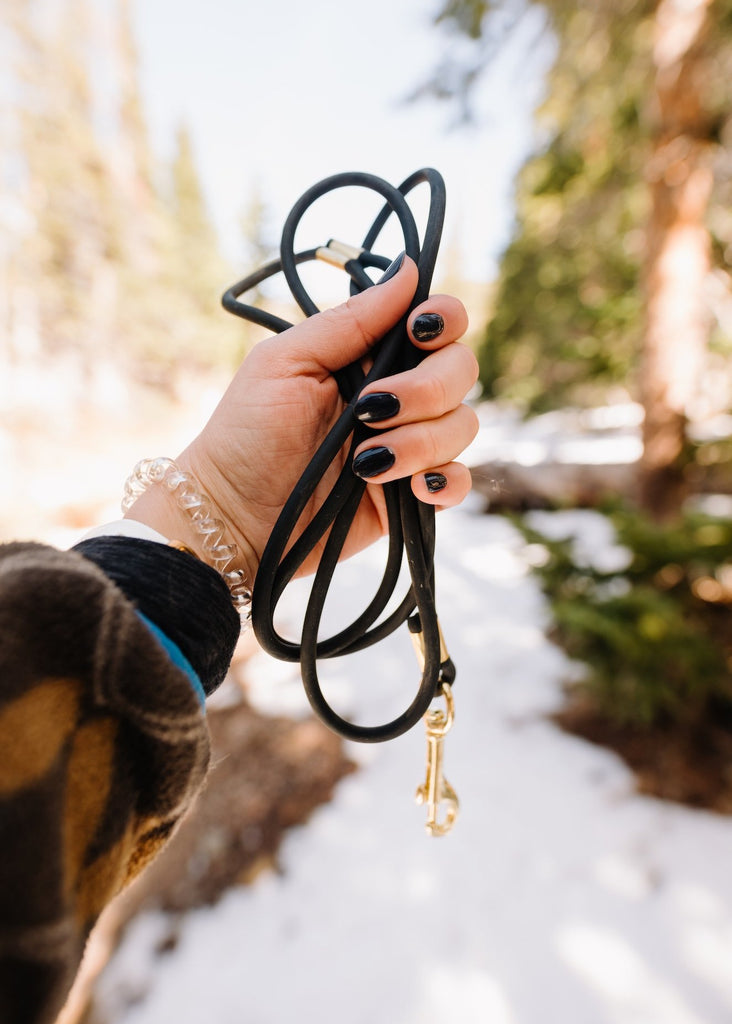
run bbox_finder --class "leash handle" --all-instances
[221,169,456,747]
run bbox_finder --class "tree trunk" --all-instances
[639,0,714,520]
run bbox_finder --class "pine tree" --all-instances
[158,122,240,368]
[640,0,718,517]
[424,0,732,518]
[2,0,263,391]
[113,0,155,262]
[171,124,219,290]
[7,0,120,365]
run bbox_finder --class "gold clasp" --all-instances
[416,682,459,837]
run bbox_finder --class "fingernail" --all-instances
[412,313,444,341]
[354,392,401,423]
[377,251,405,284]
[424,472,448,493]
[352,445,396,478]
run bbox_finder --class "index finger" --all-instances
[274,255,420,377]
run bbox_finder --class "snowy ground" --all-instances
[95,495,732,1024]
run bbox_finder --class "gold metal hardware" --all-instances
[167,539,200,560]
[328,239,364,261]
[409,620,449,672]
[416,682,458,837]
[315,238,364,268]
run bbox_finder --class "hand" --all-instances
[126,257,479,585]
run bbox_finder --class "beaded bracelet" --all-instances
[122,457,252,616]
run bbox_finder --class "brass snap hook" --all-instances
[415,682,459,837]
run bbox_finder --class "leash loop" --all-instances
[222,169,455,746]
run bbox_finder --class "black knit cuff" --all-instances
[73,536,240,697]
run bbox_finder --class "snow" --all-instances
[463,402,644,469]
[96,495,732,1024]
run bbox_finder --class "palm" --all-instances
[193,338,388,580]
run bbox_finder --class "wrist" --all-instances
[122,456,255,614]
[122,482,182,545]
[179,444,261,588]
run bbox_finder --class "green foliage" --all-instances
[480,2,654,411]
[517,508,732,727]
[426,0,732,414]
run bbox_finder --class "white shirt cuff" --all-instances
[79,519,170,545]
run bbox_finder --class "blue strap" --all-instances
[135,611,206,711]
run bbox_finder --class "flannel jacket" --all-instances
[0,537,240,1024]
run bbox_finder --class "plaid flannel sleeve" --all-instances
[0,539,239,1024]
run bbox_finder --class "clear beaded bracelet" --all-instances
[122,457,252,616]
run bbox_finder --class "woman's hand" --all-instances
[126,256,479,585]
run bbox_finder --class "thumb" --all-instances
[279,254,418,375]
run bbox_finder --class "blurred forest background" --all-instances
[431,0,732,516]
[3,0,732,770]
[1,0,255,378]
[0,0,272,545]
[2,0,732,789]
[425,0,732,773]
[5,0,732,1019]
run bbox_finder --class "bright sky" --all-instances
[131,0,553,285]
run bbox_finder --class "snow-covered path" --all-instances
[98,501,732,1024]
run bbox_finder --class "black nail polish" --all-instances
[412,313,444,341]
[424,472,448,493]
[377,251,405,284]
[354,392,401,423]
[352,446,396,478]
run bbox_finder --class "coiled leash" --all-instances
[222,169,458,835]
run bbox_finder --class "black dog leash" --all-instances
[222,169,458,834]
